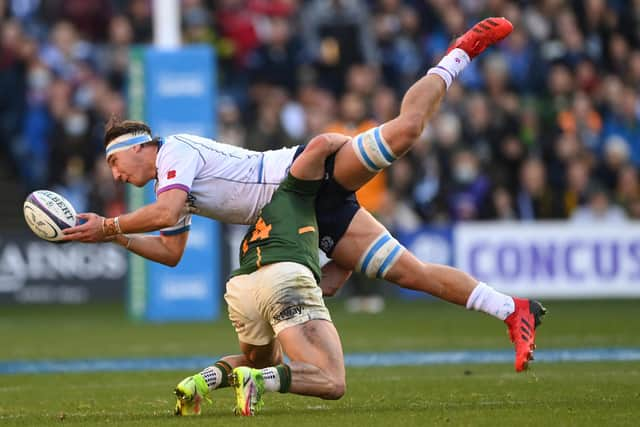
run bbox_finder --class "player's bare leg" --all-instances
[230,319,345,416]
[333,17,514,192]
[322,18,546,372]
[333,74,446,191]
[330,208,545,372]
[233,319,345,399]
[330,209,476,304]
[276,319,345,399]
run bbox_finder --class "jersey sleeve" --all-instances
[156,136,205,196]
[160,208,192,236]
[155,137,202,235]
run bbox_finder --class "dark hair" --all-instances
[103,116,152,148]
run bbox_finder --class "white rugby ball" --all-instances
[23,190,77,242]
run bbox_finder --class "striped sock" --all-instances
[199,360,231,391]
[260,364,292,393]
[199,366,223,391]
[260,367,280,392]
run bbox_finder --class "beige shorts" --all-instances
[224,262,332,346]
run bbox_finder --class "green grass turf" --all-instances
[1,299,639,425]
[1,299,639,360]
[0,364,638,426]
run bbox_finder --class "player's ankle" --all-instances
[426,48,471,89]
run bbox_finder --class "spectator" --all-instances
[557,91,602,152]
[515,156,564,220]
[373,1,422,93]
[600,85,640,166]
[345,64,379,104]
[562,155,593,216]
[594,135,630,191]
[628,198,640,219]
[246,15,306,94]
[571,183,627,223]
[501,26,540,92]
[301,0,379,94]
[97,15,133,92]
[217,96,246,148]
[56,0,113,42]
[446,149,491,221]
[126,0,152,43]
[245,86,296,151]
[483,185,517,221]
[616,164,640,216]
[627,50,640,87]
[40,20,92,82]
[0,19,28,179]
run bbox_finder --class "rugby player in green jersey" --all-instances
[175,133,352,416]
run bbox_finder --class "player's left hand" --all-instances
[62,213,109,243]
[319,260,352,297]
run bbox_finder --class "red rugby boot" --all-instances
[504,298,546,372]
[447,17,514,59]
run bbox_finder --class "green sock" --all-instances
[276,364,291,393]
[214,360,232,388]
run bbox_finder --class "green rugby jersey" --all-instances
[232,173,322,282]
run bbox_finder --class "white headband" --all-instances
[105,132,152,158]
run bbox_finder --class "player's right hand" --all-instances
[61,212,109,243]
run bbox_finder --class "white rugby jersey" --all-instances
[154,134,298,235]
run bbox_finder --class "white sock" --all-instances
[200,366,224,391]
[426,48,471,89]
[466,282,515,320]
[261,367,281,392]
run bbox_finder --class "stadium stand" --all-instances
[1,0,639,233]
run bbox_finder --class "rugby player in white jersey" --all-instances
[63,18,545,373]
[173,132,352,416]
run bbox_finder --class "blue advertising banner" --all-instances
[394,226,453,299]
[127,45,220,321]
[145,217,220,321]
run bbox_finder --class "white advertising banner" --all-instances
[454,222,640,298]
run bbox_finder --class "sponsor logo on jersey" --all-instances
[273,305,303,322]
[320,236,334,253]
[167,170,176,179]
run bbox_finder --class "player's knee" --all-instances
[306,134,330,155]
[306,133,343,158]
[324,377,346,400]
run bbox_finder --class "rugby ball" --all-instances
[23,190,77,242]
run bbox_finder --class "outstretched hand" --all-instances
[62,213,109,243]
[319,260,352,297]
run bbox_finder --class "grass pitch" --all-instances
[1,299,639,426]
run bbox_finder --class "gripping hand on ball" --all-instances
[62,213,109,243]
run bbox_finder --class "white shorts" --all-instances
[224,262,332,346]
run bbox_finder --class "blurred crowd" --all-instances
[1,0,639,226]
